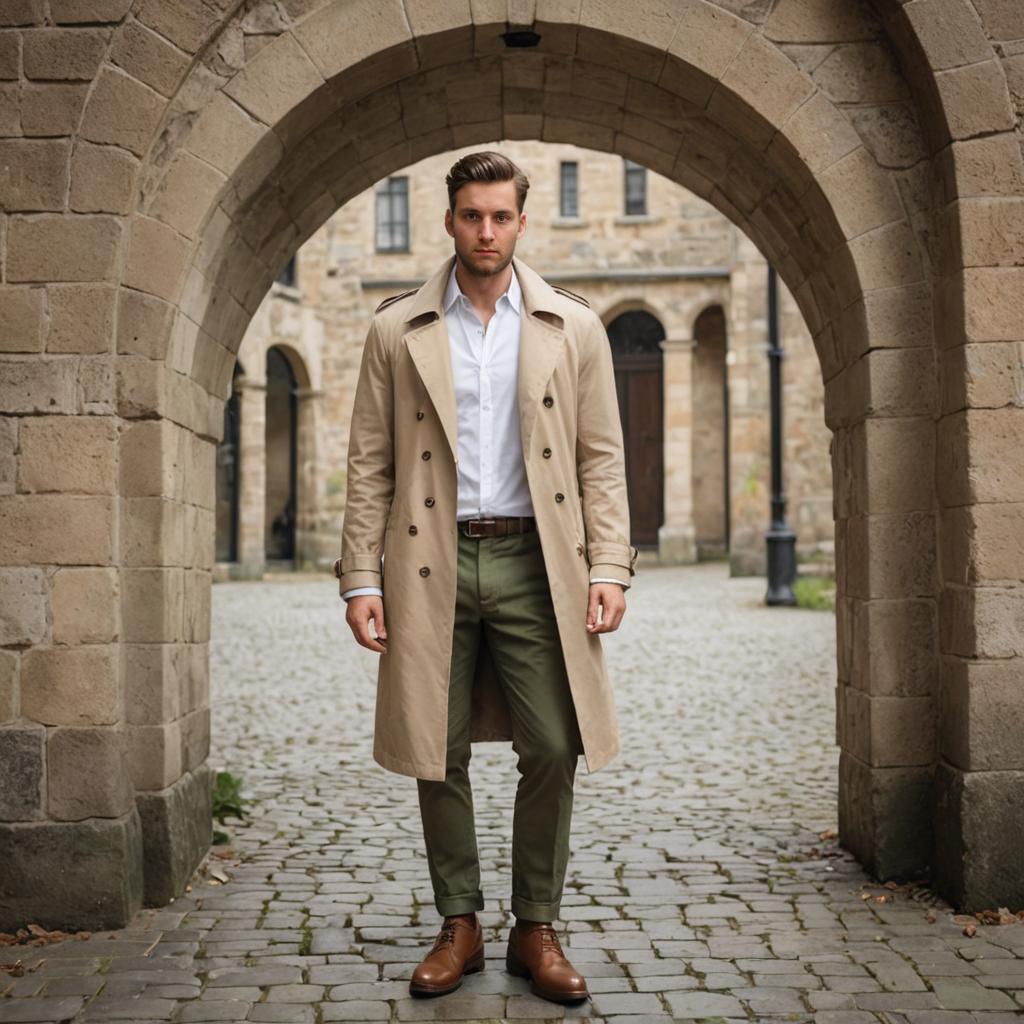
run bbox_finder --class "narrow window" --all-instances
[559,161,579,218]
[623,159,647,216]
[375,176,410,252]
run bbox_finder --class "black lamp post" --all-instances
[765,264,798,605]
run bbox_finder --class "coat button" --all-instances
[542,447,552,458]
[408,525,417,535]
[416,410,424,420]
[576,542,584,555]
[555,492,564,502]
[421,450,431,460]
[543,395,554,407]
[419,566,430,577]
[424,497,435,507]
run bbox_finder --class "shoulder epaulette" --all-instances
[550,284,590,308]
[375,288,417,313]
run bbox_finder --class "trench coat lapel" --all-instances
[402,255,567,465]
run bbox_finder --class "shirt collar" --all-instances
[443,261,522,317]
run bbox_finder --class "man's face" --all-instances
[444,179,526,278]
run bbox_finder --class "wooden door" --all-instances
[607,311,665,548]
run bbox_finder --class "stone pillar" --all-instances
[294,386,324,570]
[658,337,697,564]
[235,377,267,580]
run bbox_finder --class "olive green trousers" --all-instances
[416,527,584,923]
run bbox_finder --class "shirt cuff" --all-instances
[590,577,629,590]
[341,586,384,601]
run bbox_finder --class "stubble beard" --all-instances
[455,241,515,279]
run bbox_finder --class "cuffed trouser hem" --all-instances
[435,890,485,917]
[511,895,561,923]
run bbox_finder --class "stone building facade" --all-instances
[224,140,833,579]
[1,0,1022,929]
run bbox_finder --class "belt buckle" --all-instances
[466,517,495,537]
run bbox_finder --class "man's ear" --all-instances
[517,211,527,238]
[444,207,454,238]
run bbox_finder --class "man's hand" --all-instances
[586,583,626,634]
[346,595,388,653]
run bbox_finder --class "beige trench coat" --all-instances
[337,255,637,782]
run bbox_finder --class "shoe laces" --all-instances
[431,917,460,952]
[535,924,563,953]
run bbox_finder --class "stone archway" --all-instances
[1,0,1020,928]
[692,305,729,560]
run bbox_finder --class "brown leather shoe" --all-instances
[505,920,589,1003]
[409,913,485,996]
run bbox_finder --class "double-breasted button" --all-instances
[543,395,554,407]
[416,410,424,420]
[408,525,418,535]
[542,447,552,458]
[576,542,584,556]
[424,497,435,507]
[555,492,565,502]
[419,566,430,577]
[421,450,431,460]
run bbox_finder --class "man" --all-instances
[336,151,636,1004]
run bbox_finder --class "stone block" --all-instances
[18,415,117,494]
[136,762,211,906]
[22,27,108,80]
[51,567,119,644]
[136,0,221,53]
[122,496,187,567]
[940,502,1024,586]
[818,146,905,241]
[121,567,184,643]
[120,418,184,499]
[123,643,181,725]
[903,0,992,71]
[0,418,15,497]
[69,140,138,215]
[21,82,87,135]
[947,134,1024,200]
[0,810,143,932]
[837,751,933,881]
[0,30,19,78]
[850,597,937,697]
[149,152,226,240]
[0,286,46,353]
[127,721,182,791]
[180,705,210,772]
[182,570,211,644]
[849,416,934,516]
[940,585,1024,660]
[934,60,1016,142]
[123,214,191,302]
[0,568,48,646]
[224,31,324,126]
[845,511,937,601]
[953,197,1024,268]
[940,655,1024,772]
[0,726,45,821]
[0,494,115,566]
[763,0,880,42]
[936,407,1024,506]
[116,287,175,359]
[940,341,1024,414]
[51,0,133,23]
[933,762,1024,913]
[80,66,165,156]
[0,650,16,723]
[48,726,134,820]
[0,138,71,212]
[115,355,167,420]
[179,642,209,715]
[110,18,189,97]
[46,283,116,354]
[185,90,274,180]
[7,214,121,283]
[847,220,926,295]
[21,644,119,726]
[0,0,43,25]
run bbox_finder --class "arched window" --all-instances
[606,309,666,356]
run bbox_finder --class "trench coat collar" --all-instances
[402,255,568,465]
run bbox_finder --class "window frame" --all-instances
[623,159,647,216]
[559,160,579,219]
[375,175,410,253]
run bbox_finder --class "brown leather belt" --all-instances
[459,516,537,538]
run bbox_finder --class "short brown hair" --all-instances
[445,150,530,212]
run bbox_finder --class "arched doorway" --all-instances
[692,306,729,559]
[264,346,298,565]
[606,310,666,549]
[214,363,243,565]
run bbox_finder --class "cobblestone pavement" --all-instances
[3,563,1023,1023]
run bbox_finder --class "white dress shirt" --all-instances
[342,264,625,600]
